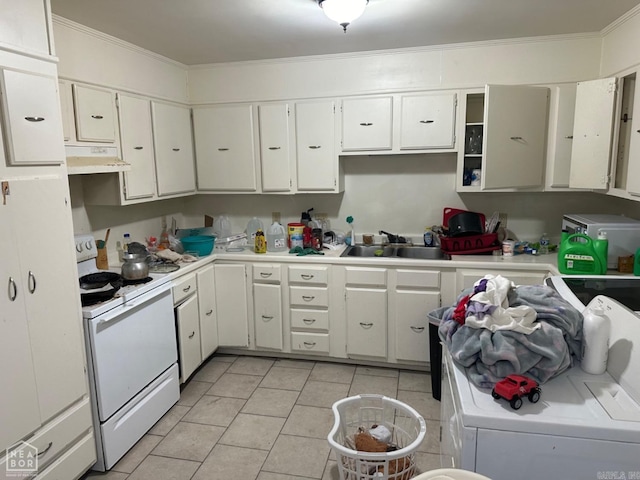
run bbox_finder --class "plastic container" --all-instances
[423,227,434,247]
[539,232,550,255]
[246,217,264,242]
[581,306,610,375]
[557,232,607,275]
[288,222,305,248]
[267,222,287,252]
[213,215,232,239]
[328,395,426,480]
[254,229,266,254]
[180,235,216,256]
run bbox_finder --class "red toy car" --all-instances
[491,374,541,410]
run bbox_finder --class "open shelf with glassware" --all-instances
[460,93,485,190]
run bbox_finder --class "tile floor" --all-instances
[83,355,442,480]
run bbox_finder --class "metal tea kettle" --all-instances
[121,253,150,280]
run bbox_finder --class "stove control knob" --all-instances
[85,240,93,251]
[76,243,83,253]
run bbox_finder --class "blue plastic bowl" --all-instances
[180,235,216,256]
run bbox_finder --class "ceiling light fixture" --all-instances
[318,0,369,33]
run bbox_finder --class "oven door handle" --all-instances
[94,282,171,329]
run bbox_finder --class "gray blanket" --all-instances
[437,284,583,388]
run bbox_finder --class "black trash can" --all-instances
[427,307,449,401]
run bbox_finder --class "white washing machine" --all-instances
[440,295,640,480]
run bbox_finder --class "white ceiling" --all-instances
[50,0,640,66]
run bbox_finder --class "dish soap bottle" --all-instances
[254,228,267,254]
[581,306,610,374]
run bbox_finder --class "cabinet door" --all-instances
[622,74,640,196]
[569,78,617,190]
[253,283,283,350]
[0,0,50,55]
[296,100,337,191]
[483,85,549,189]
[400,93,457,149]
[0,69,65,165]
[193,104,257,191]
[197,265,218,359]
[259,104,292,192]
[214,264,249,347]
[346,288,387,358]
[0,185,41,449]
[10,176,87,422]
[176,294,201,383]
[117,94,156,200]
[342,97,393,151]
[72,84,117,143]
[546,84,577,188]
[58,81,74,142]
[152,101,196,196]
[394,290,440,363]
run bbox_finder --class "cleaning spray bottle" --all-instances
[346,216,354,246]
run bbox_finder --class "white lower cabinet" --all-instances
[344,267,387,359]
[456,269,547,293]
[215,263,250,347]
[253,264,283,351]
[197,265,218,359]
[175,294,201,382]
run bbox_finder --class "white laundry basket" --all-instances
[328,394,427,480]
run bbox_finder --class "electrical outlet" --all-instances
[498,212,508,229]
[272,211,281,224]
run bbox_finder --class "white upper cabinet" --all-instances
[399,93,457,150]
[342,96,393,151]
[0,69,64,165]
[622,72,640,196]
[545,84,577,189]
[193,104,257,192]
[258,103,292,192]
[151,101,196,196]
[117,93,156,200]
[569,78,617,190]
[296,100,339,192]
[73,85,117,143]
[58,81,74,142]
[0,0,51,56]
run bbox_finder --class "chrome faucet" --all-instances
[379,230,407,244]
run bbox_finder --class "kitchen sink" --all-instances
[341,245,449,260]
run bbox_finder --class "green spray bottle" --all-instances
[594,230,608,274]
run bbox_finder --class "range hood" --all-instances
[66,145,131,175]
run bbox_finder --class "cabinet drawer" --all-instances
[253,264,281,282]
[289,265,328,285]
[291,309,329,331]
[176,294,202,383]
[290,286,328,308]
[396,269,440,288]
[291,332,329,354]
[345,267,386,287]
[34,431,96,480]
[173,273,197,305]
[2,398,92,473]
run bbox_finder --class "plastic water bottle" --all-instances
[539,232,549,255]
[123,233,131,253]
[266,222,287,252]
[423,227,434,247]
[581,306,610,375]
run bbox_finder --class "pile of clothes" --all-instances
[438,275,584,388]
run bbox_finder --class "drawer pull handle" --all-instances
[302,295,315,301]
[91,115,104,119]
[301,274,314,280]
[8,277,17,301]
[206,309,213,316]
[303,341,316,348]
[37,442,53,457]
[260,272,273,278]
[262,315,274,321]
[303,318,316,324]
[25,116,45,122]
[172,148,181,151]
[182,285,191,293]
[134,146,144,150]
[419,120,434,124]
[359,322,373,329]
[410,326,425,333]
[359,122,373,126]
[28,271,36,294]
[268,146,281,150]
[509,136,523,140]
[188,331,195,339]
[218,147,229,151]
[308,145,321,149]
[564,135,574,139]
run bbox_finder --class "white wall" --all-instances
[601,7,640,76]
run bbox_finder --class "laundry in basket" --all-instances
[328,394,426,480]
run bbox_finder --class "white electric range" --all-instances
[440,294,640,480]
[74,234,180,471]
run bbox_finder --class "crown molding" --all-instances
[601,4,640,36]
